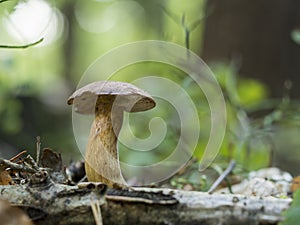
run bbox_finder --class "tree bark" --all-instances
[0,182,106,225]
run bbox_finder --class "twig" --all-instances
[90,196,103,225]
[0,0,10,3]
[0,38,44,49]
[208,160,236,194]
[0,158,36,173]
[36,136,41,166]
[24,155,39,171]
[9,150,27,162]
[160,5,206,52]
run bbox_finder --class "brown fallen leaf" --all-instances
[40,148,63,172]
[0,151,28,185]
[40,148,68,184]
[291,176,300,193]
[0,169,13,185]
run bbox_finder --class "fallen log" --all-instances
[103,187,292,225]
[0,182,292,225]
[0,178,106,225]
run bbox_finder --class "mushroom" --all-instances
[67,81,156,188]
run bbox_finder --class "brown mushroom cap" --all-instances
[67,81,156,114]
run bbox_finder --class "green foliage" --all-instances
[205,63,270,169]
[168,160,210,191]
[211,62,268,108]
[1,0,300,178]
[0,35,44,134]
[0,0,209,164]
[237,78,268,106]
[280,190,300,225]
[117,62,195,167]
[291,29,300,45]
[206,62,300,172]
[114,59,297,176]
[0,98,22,134]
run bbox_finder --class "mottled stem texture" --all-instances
[85,96,127,188]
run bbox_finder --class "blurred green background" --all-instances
[1,0,300,181]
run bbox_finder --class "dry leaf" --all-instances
[291,176,300,193]
[0,168,13,185]
[40,148,63,172]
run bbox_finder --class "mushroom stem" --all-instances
[85,96,127,188]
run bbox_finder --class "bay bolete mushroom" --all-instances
[68,81,156,188]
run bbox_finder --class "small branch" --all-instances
[0,0,10,3]
[0,38,44,49]
[9,150,27,162]
[36,136,41,166]
[0,158,37,173]
[24,155,39,171]
[90,196,103,225]
[208,160,236,194]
